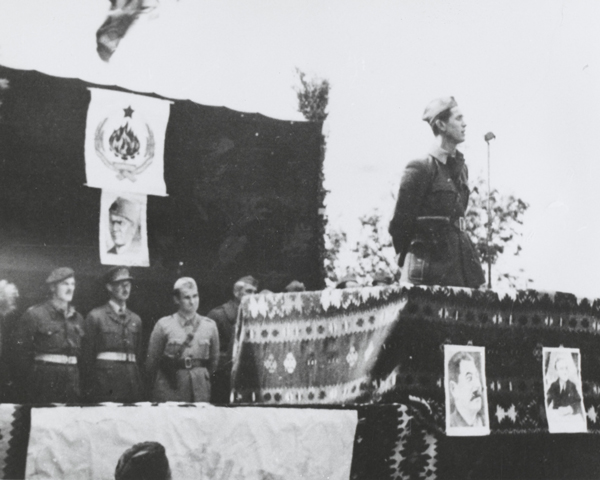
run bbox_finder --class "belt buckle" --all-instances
[458,217,466,232]
[184,357,192,369]
[67,356,76,365]
[127,353,135,362]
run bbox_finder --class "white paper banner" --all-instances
[100,190,149,267]
[85,88,171,196]
[26,404,357,480]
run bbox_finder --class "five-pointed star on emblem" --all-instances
[123,106,134,118]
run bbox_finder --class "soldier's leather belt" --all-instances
[35,354,77,365]
[452,217,466,232]
[97,352,136,362]
[175,357,210,370]
[416,216,465,232]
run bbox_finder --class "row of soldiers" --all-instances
[6,266,262,404]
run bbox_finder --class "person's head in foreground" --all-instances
[115,441,171,480]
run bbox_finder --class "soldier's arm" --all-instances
[10,309,36,396]
[80,312,98,400]
[208,323,220,375]
[145,319,167,380]
[389,159,433,262]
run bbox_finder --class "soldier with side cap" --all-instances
[83,266,144,403]
[389,97,485,288]
[206,275,258,403]
[146,277,219,402]
[12,267,86,403]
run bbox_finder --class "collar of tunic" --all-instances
[176,312,200,328]
[429,145,464,165]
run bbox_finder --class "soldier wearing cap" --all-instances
[12,267,86,403]
[389,97,485,288]
[336,274,360,289]
[206,275,258,403]
[108,197,142,256]
[285,280,306,293]
[146,277,219,402]
[83,266,144,402]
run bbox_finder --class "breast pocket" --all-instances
[429,184,458,215]
[35,324,63,350]
[195,339,211,359]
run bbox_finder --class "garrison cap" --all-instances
[46,267,75,284]
[372,272,393,286]
[173,277,197,293]
[285,280,306,292]
[235,275,259,288]
[105,266,133,284]
[336,274,359,289]
[114,441,171,480]
[422,96,457,124]
[109,197,141,224]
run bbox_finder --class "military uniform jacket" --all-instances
[83,303,143,402]
[206,299,239,368]
[12,300,85,403]
[146,313,219,402]
[389,148,485,288]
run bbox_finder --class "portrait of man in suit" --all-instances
[543,348,586,433]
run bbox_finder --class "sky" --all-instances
[0,0,599,297]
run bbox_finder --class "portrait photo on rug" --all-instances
[100,190,150,267]
[543,347,587,433]
[444,345,490,436]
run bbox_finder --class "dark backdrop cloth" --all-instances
[0,64,325,344]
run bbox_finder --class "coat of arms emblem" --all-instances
[95,105,155,182]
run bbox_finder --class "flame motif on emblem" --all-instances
[109,123,140,160]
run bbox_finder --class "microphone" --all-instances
[484,132,496,142]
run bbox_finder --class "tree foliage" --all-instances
[294,68,330,122]
[466,177,531,288]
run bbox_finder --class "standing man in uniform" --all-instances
[83,266,144,403]
[389,97,485,288]
[146,277,219,402]
[206,275,258,403]
[12,267,86,403]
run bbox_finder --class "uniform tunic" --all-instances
[83,302,143,402]
[206,299,239,403]
[389,147,485,288]
[146,313,219,402]
[12,301,85,403]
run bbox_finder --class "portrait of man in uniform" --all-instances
[445,345,489,436]
[100,191,149,267]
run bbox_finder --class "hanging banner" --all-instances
[85,88,171,196]
[100,190,149,267]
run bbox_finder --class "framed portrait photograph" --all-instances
[99,190,149,267]
[543,347,587,433]
[444,345,490,436]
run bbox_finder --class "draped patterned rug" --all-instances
[0,404,29,480]
[232,285,600,434]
